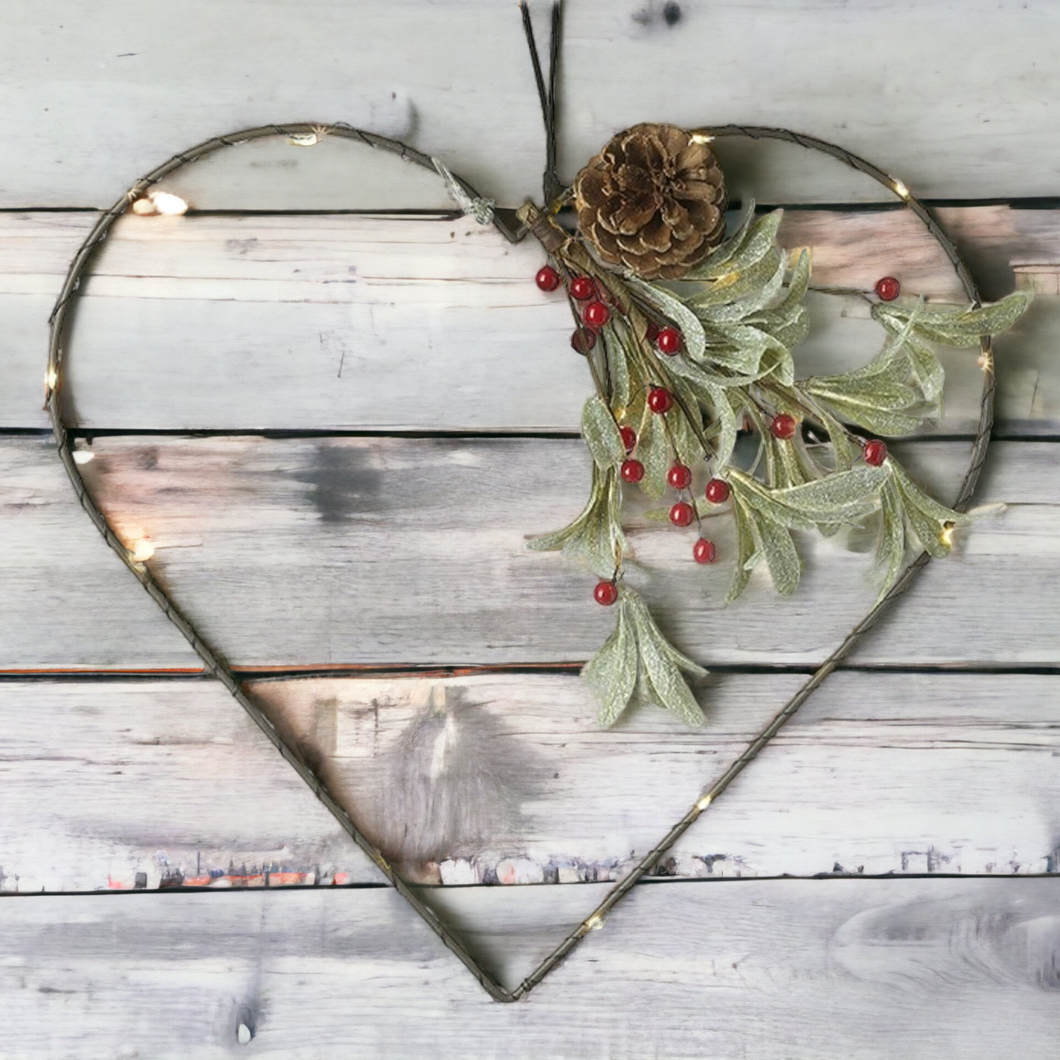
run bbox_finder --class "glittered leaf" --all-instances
[691,246,785,312]
[583,599,639,727]
[725,497,757,603]
[872,291,1031,347]
[681,200,758,280]
[750,507,801,596]
[625,274,708,362]
[636,410,670,498]
[687,208,783,282]
[582,396,626,470]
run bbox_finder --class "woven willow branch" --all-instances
[46,123,992,1004]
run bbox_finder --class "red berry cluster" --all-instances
[536,268,615,350]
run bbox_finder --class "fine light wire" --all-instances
[46,122,993,1005]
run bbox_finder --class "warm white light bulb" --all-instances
[690,131,715,144]
[585,914,604,932]
[939,524,954,549]
[45,367,58,389]
[130,539,155,562]
[131,197,158,215]
[696,793,714,811]
[150,191,189,216]
[72,450,95,465]
[891,178,911,201]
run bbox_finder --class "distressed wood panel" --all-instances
[1,207,1054,431]
[5,1,1060,209]
[2,879,1059,1058]
[0,678,384,891]
[1,435,1051,670]
[3,673,1057,892]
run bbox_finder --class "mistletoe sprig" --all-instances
[521,127,1030,729]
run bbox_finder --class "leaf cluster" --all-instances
[582,586,706,727]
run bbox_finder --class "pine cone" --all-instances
[572,123,727,280]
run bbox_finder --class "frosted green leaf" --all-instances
[811,396,924,437]
[627,600,705,725]
[725,497,757,603]
[781,248,811,309]
[670,378,705,467]
[682,200,757,279]
[603,328,632,408]
[697,247,788,324]
[686,208,783,282]
[583,600,639,727]
[624,274,707,361]
[582,396,626,471]
[625,590,707,678]
[775,464,888,513]
[873,479,908,602]
[751,507,801,596]
[872,291,1031,347]
[691,246,785,312]
[705,382,738,470]
[888,461,972,527]
[527,467,626,578]
[804,375,918,413]
[636,411,670,498]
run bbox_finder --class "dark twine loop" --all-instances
[46,123,991,1003]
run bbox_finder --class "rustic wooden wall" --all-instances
[3,1,1060,1055]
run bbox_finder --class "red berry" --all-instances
[770,413,798,440]
[621,458,645,483]
[864,439,889,466]
[693,538,718,564]
[657,327,683,355]
[620,426,636,452]
[584,300,611,328]
[535,265,561,292]
[594,581,619,606]
[570,276,595,301]
[571,327,597,354]
[669,501,695,527]
[667,464,692,490]
[647,387,674,414]
[875,276,901,301]
[704,478,730,505]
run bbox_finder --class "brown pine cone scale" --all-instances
[572,123,727,280]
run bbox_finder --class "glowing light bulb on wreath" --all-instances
[72,449,94,465]
[129,538,155,562]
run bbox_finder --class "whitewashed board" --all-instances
[2,879,1058,1058]
[0,435,1053,669]
[1,207,1056,432]
[5,0,1060,208]
[1,672,1057,892]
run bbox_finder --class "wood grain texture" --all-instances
[3,879,1060,1057]
[4,672,1057,892]
[1,206,1054,431]
[5,0,1060,209]
[1,434,1052,670]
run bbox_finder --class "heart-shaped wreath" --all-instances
[43,0,1029,1002]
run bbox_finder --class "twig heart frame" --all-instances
[44,121,993,1002]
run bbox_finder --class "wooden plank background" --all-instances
[3,1,1060,1055]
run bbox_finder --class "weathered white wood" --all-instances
[3,672,1057,891]
[0,434,1050,669]
[2,879,1059,1057]
[0,678,386,891]
[1,207,1053,431]
[5,0,1060,209]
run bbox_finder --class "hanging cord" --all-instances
[520,1,565,208]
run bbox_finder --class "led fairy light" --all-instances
[41,0,1023,1008]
